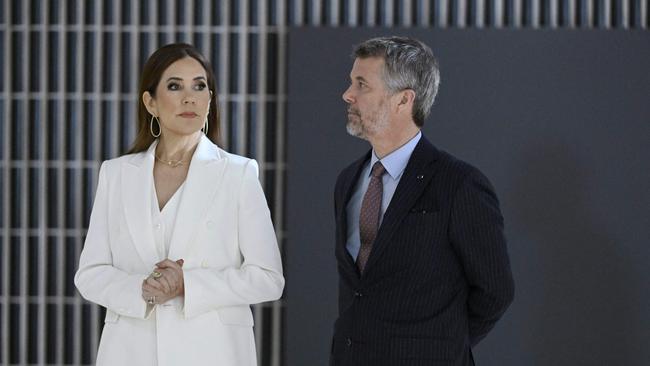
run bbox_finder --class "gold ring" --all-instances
[151,271,162,279]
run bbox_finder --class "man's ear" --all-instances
[396,89,416,112]
[400,89,415,105]
[142,91,157,116]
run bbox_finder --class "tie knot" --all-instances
[371,162,386,178]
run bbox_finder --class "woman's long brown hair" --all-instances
[127,43,220,154]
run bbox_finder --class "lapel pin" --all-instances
[416,175,424,180]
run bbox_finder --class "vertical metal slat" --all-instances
[237,0,249,157]
[329,0,340,26]
[18,1,30,363]
[417,0,430,26]
[347,0,359,26]
[512,0,523,27]
[73,0,86,364]
[451,0,463,27]
[567,0,577,27]
[37,0,50,364]
[475,0,486,28]
[402,0,414,26]
[311,0,323,25]
[54,1,68,364]
[530,0,541,28]
[601,0,612,27]
[219,0,230,150]
[202,0,212,60]
[621,0,630,28]
[0,1,9,362]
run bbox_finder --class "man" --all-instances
[331,36,514,366]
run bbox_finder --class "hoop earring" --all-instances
[150,115,161,137]
[202,119,209,135]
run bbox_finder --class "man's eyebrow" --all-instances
[350,76,368,83]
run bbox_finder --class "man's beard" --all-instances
[346,111,366,138]
[345,106,389,139]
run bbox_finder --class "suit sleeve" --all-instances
[74,162,153,320]
[449,168,515,347]
[182,159,285,318]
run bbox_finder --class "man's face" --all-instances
[342,57,392,140]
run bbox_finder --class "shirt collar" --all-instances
[369,131,422,180]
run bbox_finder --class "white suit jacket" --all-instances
[74,135,284,366]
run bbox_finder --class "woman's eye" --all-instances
[194,83,207,91]
[167,82,180,90]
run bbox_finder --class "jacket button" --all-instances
[346,338,352,347]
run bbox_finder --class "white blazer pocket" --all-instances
[217,306,254,327]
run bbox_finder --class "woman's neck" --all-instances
[156,131,202,161]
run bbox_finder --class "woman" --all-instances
[74,43,284,366]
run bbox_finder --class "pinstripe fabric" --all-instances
[332,136,514,366]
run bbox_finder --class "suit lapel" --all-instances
[167,135,227,260]
[336,151,371,276]
[362,136,440,275]
[122,142,160,269]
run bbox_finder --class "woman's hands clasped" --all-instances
[142,259,185,305]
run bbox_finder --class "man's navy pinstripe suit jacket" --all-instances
[331,135,515,366]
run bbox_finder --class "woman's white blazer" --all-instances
[74,135,284,366]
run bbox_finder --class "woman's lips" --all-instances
[179,112,198,118]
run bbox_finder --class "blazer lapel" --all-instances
[362,136,440,275]
[167,135,227,260]
[335,151,372,276]
[122,142,160,269]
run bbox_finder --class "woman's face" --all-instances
[144,56,212,138]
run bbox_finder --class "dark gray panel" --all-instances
[287,28,650,366]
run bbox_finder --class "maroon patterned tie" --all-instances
[357,161,386,273]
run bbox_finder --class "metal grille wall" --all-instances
[0,1,647,365]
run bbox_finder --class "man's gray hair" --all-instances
[353,36,440,127]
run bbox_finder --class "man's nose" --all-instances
[342,86,354,103]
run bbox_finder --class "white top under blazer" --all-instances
[152,180,184,259]
[74,135,285,366]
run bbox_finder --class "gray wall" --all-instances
[286,28,650,366]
